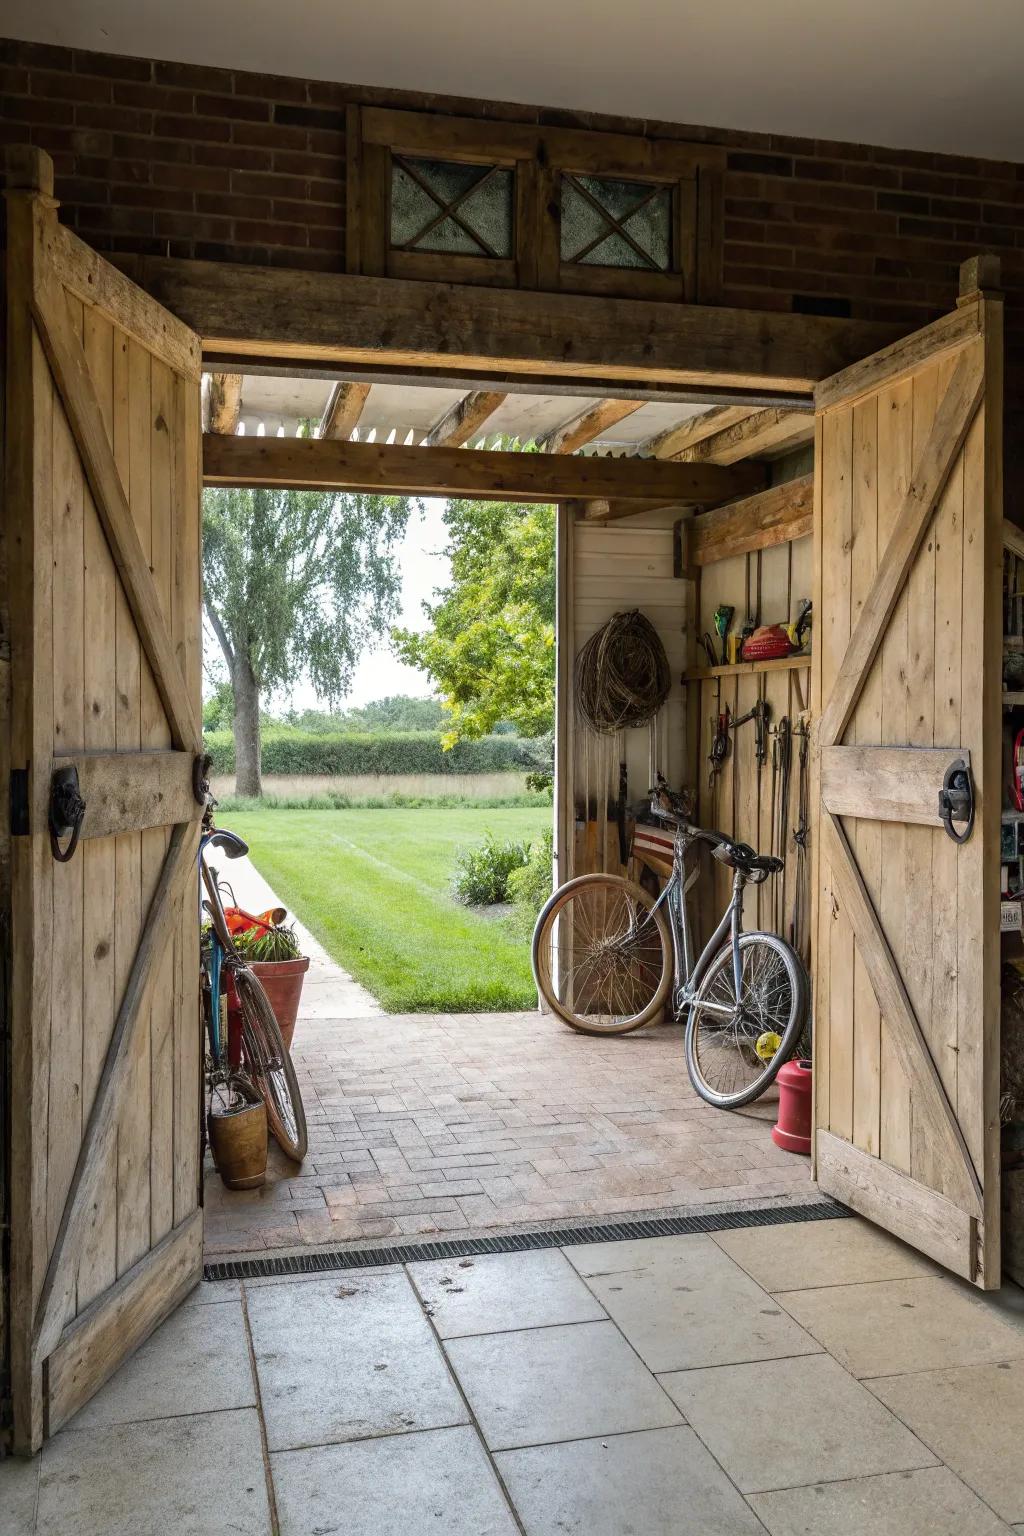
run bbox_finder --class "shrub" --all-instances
[451,833,530,905]
[215,791,552,812]
[508,828,555,923]
[204,728,546,778]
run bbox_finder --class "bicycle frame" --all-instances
[199,828,246,1067]
[645,828,749,1018]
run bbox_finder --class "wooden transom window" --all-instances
[349,106,724,303]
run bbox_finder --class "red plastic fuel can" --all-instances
[772,1058,813,1155]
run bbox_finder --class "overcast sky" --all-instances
[204,496,452,713]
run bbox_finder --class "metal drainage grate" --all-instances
[203,1199,851,1282]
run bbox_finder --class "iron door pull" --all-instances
[49,764,86,863]
[938,758,975,845]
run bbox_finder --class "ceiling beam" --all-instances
[688,474,814,564]
[207,373,242,435]
[203,433,765,505]
[570,498,680,523]
[125,258,904,396]
[540,399,644,454]
[646,406,756,459]
[424,390,507,447]
[673,406,814,464]
[319,380,371,439]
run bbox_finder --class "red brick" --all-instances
[196,93,272,122]
[232,119,309,150]
[75,103,154,134]
[231,169,309,199]
[232,70,309,104]
[235,218,309,247]
[153,59,235,92]
[112,81,193,112]
[0,66,30,93]
[194,141,273,172]
[73,49,153,82]
[152,161,230,193]
[197,191,273,219]
[272,198,340,227]
[0,39,72,70]
[32,68,112,103]
[154,113,231,142]
[3,95,73,126]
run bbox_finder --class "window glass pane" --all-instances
[560,174,672,271]
[390,157,513,257]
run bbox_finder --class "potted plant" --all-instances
[234,920,309,1052]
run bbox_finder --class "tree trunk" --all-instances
[232,658,262,798]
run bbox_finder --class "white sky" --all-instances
[206,496,452,713]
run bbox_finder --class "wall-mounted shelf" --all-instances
[1003,692,1024,709]
[683,652,811,682]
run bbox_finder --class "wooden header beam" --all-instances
[125,257,904,396]
[688,474,814,565]
[203,432,765,504]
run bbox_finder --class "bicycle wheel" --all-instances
[533,873,673,1035]
[684,932,808,1109]
[234,965,308,1161]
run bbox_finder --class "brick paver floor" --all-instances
[204,1012,814,1257]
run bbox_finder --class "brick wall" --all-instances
[1,37,1022,377]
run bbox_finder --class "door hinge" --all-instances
[9,770,28,837]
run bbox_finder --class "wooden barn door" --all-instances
[811,257,1003,1286]
[4,149,204,1451]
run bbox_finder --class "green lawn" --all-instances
[227,806,551,1012]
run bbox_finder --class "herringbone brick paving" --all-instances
[204,1012,811,1255]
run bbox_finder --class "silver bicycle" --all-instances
[532,791,809,1108]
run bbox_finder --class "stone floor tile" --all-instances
[246,1270,467,1451]
[0,1454,39,1536]
[569,1232,820,1371]
[409,1250,606,1338]
[495,1425,764,1536]
[659,1354,937,1494]
[271,1426,518,1535]
[35,1408,271,1536]
[445,1320,681,1451]
[779,1276,1024,1378]
[868,1360,1024,1523]
[69,1299,254,1429]
[748,1465,1012,1536]
[713,1217,939,1291]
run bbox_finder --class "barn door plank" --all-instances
[29,278,200,754]
[818,343,984,749]
[33,816,200,1362]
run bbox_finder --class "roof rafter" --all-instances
[673,405,813,464]
[423,389,506,447]
[319,380,371,439]
[207,372,242,435]
[540,398,644,455]
[646,406,756,459]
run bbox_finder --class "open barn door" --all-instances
[3,149,204,1451]
[811,257,1003,1286]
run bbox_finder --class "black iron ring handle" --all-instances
[938,760,975,846]
[49,767,86,864]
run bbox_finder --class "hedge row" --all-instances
[204,728,544,777]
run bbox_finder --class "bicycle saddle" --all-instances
[712,840,784,877]
[207,829,249,859]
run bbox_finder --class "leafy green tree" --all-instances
[393,499,554,745]
[203,486,411,795]
[202,678,235,733]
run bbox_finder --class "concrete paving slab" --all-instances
[574,1231,821,1371]
[445,1320,681,1451]
[868,1359,1024,1524]
[495,1425,764,1536]
[408,1249,605,1338]
[35,1408,271,1536]
[272,1426,519,1535]
[748,1465,1012,1536]
[779,1276,1024,1379]
[245,1270,467,1451]
[0,1454,39,1536]
[69,1300,254,1429]
[713,1217,939,1291]
[659,1354,937,1494]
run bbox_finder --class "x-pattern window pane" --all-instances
[390,155,513,258]
[560,174,672,271]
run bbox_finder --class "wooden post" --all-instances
[957,253,1001,305]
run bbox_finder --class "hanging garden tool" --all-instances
[708,703,731,788]
[712,604,734,666]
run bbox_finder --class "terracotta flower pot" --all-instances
[248,955,310,1052]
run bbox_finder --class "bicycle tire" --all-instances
[234,965,308,1161]
[684,931,808,1109]
[533,873,673,1035]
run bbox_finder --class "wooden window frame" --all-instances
[349,106,724,303]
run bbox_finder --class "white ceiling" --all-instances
[8,1,1024,161]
